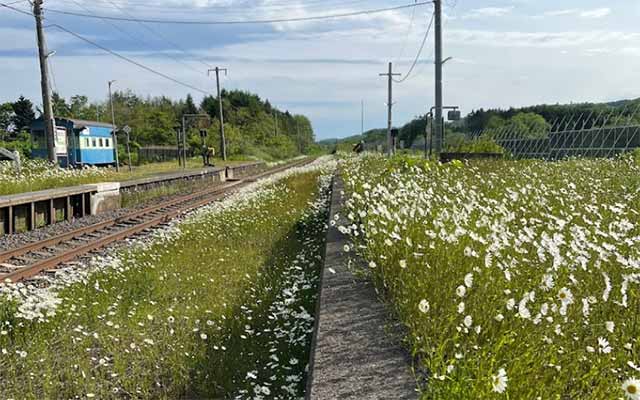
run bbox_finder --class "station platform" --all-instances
[306,177,418,400]
[0,161,265,236]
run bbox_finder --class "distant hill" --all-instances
[321,97,640,149]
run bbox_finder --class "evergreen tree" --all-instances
[0,103,14,138]
[11,96,35,132]
[183,94,198,116]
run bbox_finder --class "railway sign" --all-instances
[122,125,132,134]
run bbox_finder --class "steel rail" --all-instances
[0,181,242,264]
[0,158,312,283]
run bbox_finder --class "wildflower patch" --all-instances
[0,157,335,399]
[341,154,640,399]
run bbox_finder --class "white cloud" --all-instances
[542,7,611,19]
[544,9,580,17]
[579,8,611,19]
[447,29,640,49]
[462,7,513,19]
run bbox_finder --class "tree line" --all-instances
[329,98,640,153]
[0,90,317,161]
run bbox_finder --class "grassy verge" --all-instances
[0,158,248,196]
[340,154,640,399]
[0,162,332,399]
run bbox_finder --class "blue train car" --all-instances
[31,118,116,167]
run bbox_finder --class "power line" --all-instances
[48,0,377,16]
[0,1,33,16]
[102,0,213,70]
[393,11,435,84]
[394,0,419,62]
[49,24,211,95]
[43,2,431,25]
[2,0,28,6]
[66,0,206,76]
[1,0,212,93]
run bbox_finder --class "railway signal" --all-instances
[123,125,132,172]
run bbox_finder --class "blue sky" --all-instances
[1,0,640,140]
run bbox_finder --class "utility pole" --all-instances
[208,67,228,161]
[108,80,120,172]
[33,0,56,163]
[434,0,444,154]
[379,62,401,156]
[175,126,182,167]
[361,99,365,135]
[274,112,278,136]
[296,120,302,153]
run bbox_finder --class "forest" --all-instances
[0,90,317,162]
[328,97,640,152]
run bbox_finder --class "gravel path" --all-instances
[307,177,418,400]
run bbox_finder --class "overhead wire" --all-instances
[0,1,33,16]
[49,24,211,95]
[101,0,214,70]
[65,0,206,77]
[393,11,435,84]
[393,0,419,63]
[42,2,432,25]
[47,0,383,16]
[406,0,458,81]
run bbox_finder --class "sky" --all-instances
[1,0,640,140]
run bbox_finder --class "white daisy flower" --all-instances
[622,378,640,400]
[558,287,574,305]
[606,321,615,333]
[464,273,474,288]
[491,368,508,393]
[418,299,430,314]
[598,337,612,354]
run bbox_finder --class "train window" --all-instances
[99,138,104,147]
[92,138,97,147]
[105,139,110,147]
[84,138,89,148]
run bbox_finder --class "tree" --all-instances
[510,112,549,138]
[11,96,35,132]
[0,102,15,139]
[183,94,198,117]
[51,92,71,118]
[69,95,89,118]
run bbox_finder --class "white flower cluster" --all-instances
[0,156,336,398]
[339,153,640,398]
[0,159,110,194]
[0,156,336,325]
[235,173,332,399]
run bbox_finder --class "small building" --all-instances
[31,118,116,167]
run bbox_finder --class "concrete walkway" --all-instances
[307,177,418,400]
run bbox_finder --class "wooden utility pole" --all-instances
[361,99,365,135]
[33,0,56,163]
[274,112,278,136]
[379,62,401,156]
[434,0,444,153]
[108,80,120,171]
[208,67,228,161]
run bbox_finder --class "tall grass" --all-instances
[0,158,248,196]
[0,162,333,399]
[340,154,640,399]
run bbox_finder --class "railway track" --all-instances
[0,158,312,284]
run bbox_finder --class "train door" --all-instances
[55,127,69,166]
